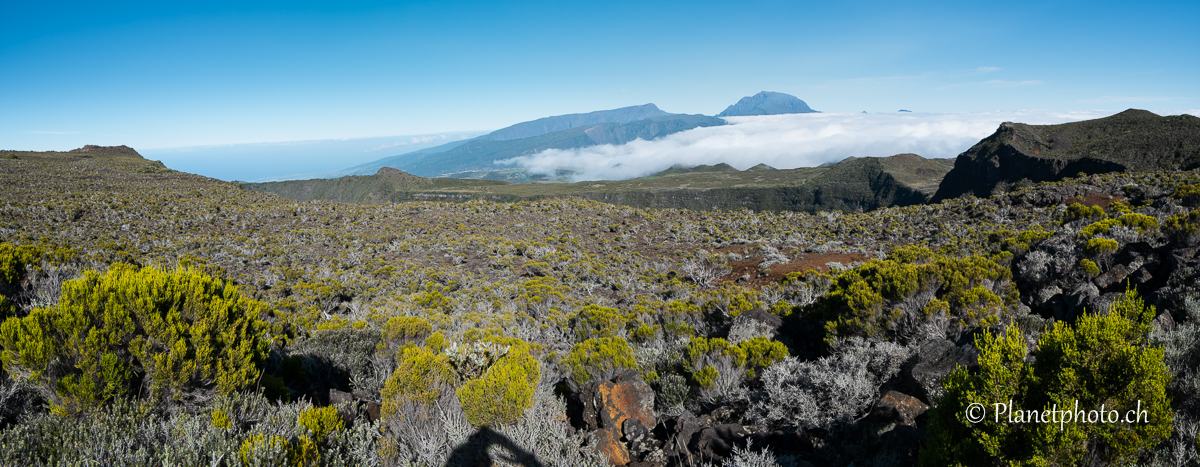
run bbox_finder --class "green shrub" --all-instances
[382,316,432,343]
[686,337,740,368]
[631,323,657,342]
[456,343,539,427]
[573,304,630,340]
[922,286,1172,466]
[379,316,432,354]
[0,242,47,317]
[686,336,788,381]
[382,335,540,429]
[1164,208,1200,243]
[298,405,343,442]
[1079,213,1159,240]
[0,242,42,289]
[1118,212,1159,233]
[816,248,1017,344]
[260,373,291,402]
[1080,259,1101,277]
[1084,238,1120,256]
[1172,182,1200,205]
[701,285,765,318]
[564,337,637,384]
[1079,219,1122,238]
[211,409,231,430]
[1063,202,1105,223]
[986,229,1053,254]
[888,244,936,264]
[694,365,718,389]
[291,405,345,465]
[424,331,447,353]
[0,264,271,414]
[239,433,292,466]
[1107,200,1133,215]
[735,336,788,378]
[380,346,456,414]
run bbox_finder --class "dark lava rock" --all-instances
[691,424,749,461]
[908,339,979,404]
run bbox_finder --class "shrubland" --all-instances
[0,148,1198,466]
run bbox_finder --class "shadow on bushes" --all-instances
[445,426,545,467]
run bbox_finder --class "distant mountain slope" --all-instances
[325,139,474,178]
[480,104,671,141]
[338,114,725,178]
[933,109,1200,201]
[243,153,954,212]
[650,163,740,177]
[717,91,818,117]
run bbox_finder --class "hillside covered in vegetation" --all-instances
[2,121,1200,466]
[934,109,1200,201]
[244,153,955,213]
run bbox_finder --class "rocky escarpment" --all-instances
[933,109,1200,201]
[68,145,143,157]
[579,156,938,212]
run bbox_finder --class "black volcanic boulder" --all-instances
[907,339,979,404]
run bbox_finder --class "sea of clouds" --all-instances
[494,110,1117,182]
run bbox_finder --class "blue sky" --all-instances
[2,0,1197,155]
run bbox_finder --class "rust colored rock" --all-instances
[597,378,655,434]
[594,428,631,466]
[365,401,382,422]
[873,390,929,426]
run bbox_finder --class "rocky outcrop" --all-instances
[906,339,980,404]
[933,110,1200,201]
[870,391,929,427]
[328,388,382,424]
[571,372,658,466]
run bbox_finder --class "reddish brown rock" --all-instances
[594,428,631,466]
[597,378,655,435]
[872,390,929,426]
[365,401,381,422]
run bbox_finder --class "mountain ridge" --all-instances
[335,114,725,179]
[242,153,955,213]
[933,109,1200,201]
[479,103,671,141]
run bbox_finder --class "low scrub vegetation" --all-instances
[0,149,1198,465]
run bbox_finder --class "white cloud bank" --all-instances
[495,110,1116,182]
